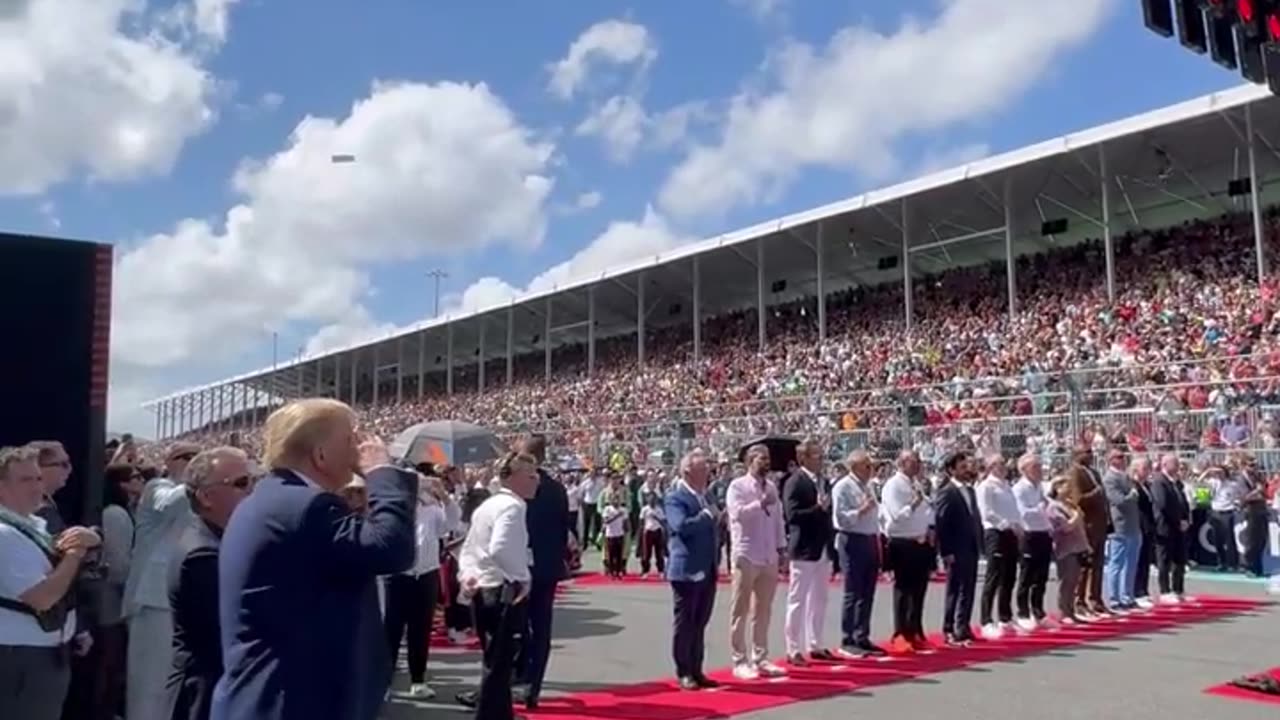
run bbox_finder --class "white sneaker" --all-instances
[733,663,760,680]
[1059,616,1078,626]
[1159,593,1181,605]
[1015,616,1038,633]
[407,684,435,699]
[756,660,787,678]
[448,629,466,644]
[1135,597,1154,609]
[980,623,1005,640]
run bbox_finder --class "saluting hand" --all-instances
[356,434,392,476]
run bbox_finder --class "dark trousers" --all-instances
[1155,535,1187,595]
[980,529,1018,625]
[514,578,557,700]
[943,552,978,638]
[90,623,127,720]
[0,644,70,720]
[1134,533,1153,599]
[582,505,601,547]
[1076,527,1106,612]
[384,571,439,683]
[640,529,667,575]
[1209,510,1240,569]
[1242,510,1269,576]
[671,576,716,679]
[472,586,525,720]
[1016,530,1052,620]
[444,556,472,632]
[837,532,878,647]
[568,511,580,543]
[718,521,731,573]
[887,538,930,639]
[605,536,626,576]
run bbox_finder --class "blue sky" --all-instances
[0,0,1250,434]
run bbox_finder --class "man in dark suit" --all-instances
[782,439,833,665]
[1132,458,1157,609]
[166,447,254,720]
[1149,453,1190,603]
[934,451,982,646]
[513,435,570,710]
[1068,447,1109,617]
[212,399,417,720]
[664,449,720,691]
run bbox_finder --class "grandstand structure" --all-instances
[144,84,1280,440]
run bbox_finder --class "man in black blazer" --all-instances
[166,447,254,720]
[1132,458,1157,608]
[782,439,834,664]
[1149,453,1190,602]
[512,435,570,710]
[212,399,417,720]
[934,451,982,646]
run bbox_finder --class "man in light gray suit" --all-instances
[1101,450,1142,612]
[124,442,199,720]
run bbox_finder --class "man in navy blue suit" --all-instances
[664,449,721,691]
[211,399,417,720]
[934,450,982,647]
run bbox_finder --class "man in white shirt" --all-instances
[831,450,885,657]
[879,450,934,652]
[975,453,1022,639]
[124,441,199,720]
[726,445,787,680]
[383,475,448,699]
[1011,453,1053,630]
[580,472,604,549]
[0,445,100,720]
[457,452,539,720]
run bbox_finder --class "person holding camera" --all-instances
[0,445,101,720]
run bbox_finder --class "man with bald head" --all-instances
[1149,453,1190,603]
[1012,453,1053,629]
[166,447,254,720]
[831,450,885,657]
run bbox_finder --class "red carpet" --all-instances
[1205,667,1280,706]
[569,570,947,588]
[527,596,1261,720]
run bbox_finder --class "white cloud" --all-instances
[547,19,656,100]
[108,81,556,430]
[659,0,1113,219]
[913,142,992,177]
[446,207,690,319]
[576,95,648,162]
[0,0,225,195]
[575,190,602,210]
[258,91,284,111]
[305,307,399,356]
[730,0,787,21]
[191,0,240,43]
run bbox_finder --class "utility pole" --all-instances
[427,268,449,317]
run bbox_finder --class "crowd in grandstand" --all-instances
[144,211,1280,474]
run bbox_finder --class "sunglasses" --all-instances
[221,474,254,491]
[41,461,71,469]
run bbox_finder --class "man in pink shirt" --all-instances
[726,445,787,680]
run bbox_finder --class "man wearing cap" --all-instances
[125,442,199,720]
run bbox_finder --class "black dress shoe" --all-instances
[513,686,538,709]
[857,642,887,657]
[678,676,700,691]
[694,675,720,689]
[810,648,836,661]
[455,690,478,708]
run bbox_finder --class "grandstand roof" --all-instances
[143,82,1280,411]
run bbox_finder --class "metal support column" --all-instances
[396,339,404,404]
[637,272,646,366]
[1004,177,1016,319]
[154,406,161,439]
[241,383,249,428]
[756,238,766,351]
[333,356,341,402]
[1099,144,1115,302]
[544,298,552,383]
[349,353,357,406]
[692,256,701,364]
[478,318,487,393]
[506,307,514,386]
[218,385,226,431]
[446,323,454,396]
[587,285,596,376]
[902,199,913,332]
[1247,103,1267,281]
[816,222,826,343]
[417,331,426,400]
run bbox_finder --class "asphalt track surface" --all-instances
[382,566,1280,720]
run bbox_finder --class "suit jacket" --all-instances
[211,466,417,720]
[1066,464,1110,539]
[664,484,717,582]
[1102,468,1140,537]
[1135,482,1157,537]
[166,517,223,720]
[126,477,192,614]
[527,469,571,584]
[933,481,982,561]
[783,469,831,562]
[1149,473,1190,540]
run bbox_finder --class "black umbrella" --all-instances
[388,420,505,467]
[736,436,800,473]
